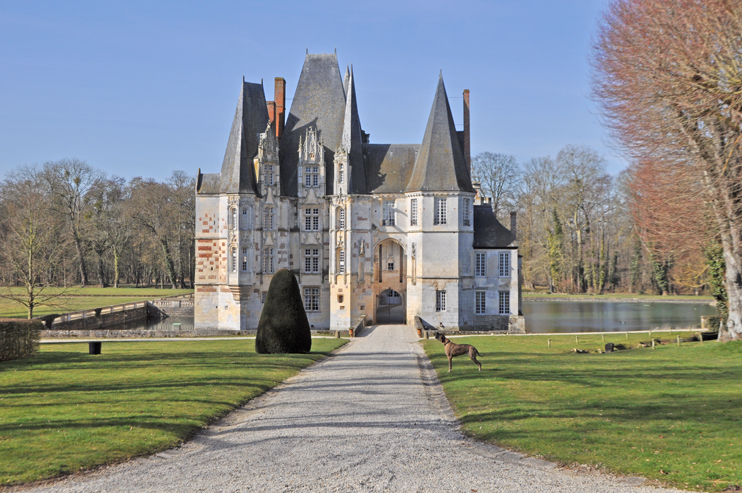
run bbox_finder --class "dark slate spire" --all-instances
[279,53,346,196]
[343,65,350,98]
[220,81,269,194]
[341,65,367,193]
[406,75,475,193]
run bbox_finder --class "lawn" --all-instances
[423,333,742,492]
[0,338,346,486]
[0,287,194,318]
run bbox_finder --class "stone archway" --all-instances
[376,288,405,324]
[373,238,407,325]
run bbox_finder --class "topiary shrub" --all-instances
[255,269,312,354]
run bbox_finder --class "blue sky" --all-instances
[0,0,623,182]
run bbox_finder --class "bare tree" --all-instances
[0,168,66,318]
[471,152,520,222]
[43,159,102,287]
[593,0,742,341]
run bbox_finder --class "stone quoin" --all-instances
[194,52,523,332]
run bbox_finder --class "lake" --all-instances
[522,299,717,333]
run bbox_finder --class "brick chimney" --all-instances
[510,211,517,237]
[463,89,471,174]
[274,77,286,139]
[267,101,277,129]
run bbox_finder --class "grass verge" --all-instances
[0,338,346,486]
[423,334,742,492]
[0,287,194,319]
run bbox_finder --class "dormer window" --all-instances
[304,166,319,187]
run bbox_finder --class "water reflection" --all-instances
[522,300,717,333]
[120,316,195,332]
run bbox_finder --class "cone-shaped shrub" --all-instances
[255,269,312,353]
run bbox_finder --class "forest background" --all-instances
[0,146,720,319]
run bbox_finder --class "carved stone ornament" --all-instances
[411,242,416,259]
[240,231,251,243]
[358,240,365,256]
[228,195,239,206]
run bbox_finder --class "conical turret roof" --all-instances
[406,75,474,193]
[341,66,367,193]
[220,81,269,194]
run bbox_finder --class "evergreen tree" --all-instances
[255,269,312,354]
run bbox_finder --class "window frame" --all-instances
[304,287,320,312]
[499,251,510,277]
[383,200,395,226]
[304,247,320,274]
[435,290,446,312]
[463,198,471,226]
[434,197,447,225]
[476,291,486,314]
[499,290,510,315]
[475,252,486,277]
[410,198,418,226]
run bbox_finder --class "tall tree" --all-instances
[593,0,742,340]
[471,152,520,222]
[43,159,101,287]
[0,168,65,318]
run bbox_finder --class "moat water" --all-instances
[522,299,717,333]
[128,300,717,334]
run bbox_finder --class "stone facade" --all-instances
[195,53,522,331]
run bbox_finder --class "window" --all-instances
[499,291,510,315]
[434,197,447,225]
[231,247,237,273]
[241,207,250,229]
[338,208,346,229]
[338,249,345,273]
[338,163,344,184]
[410,198,418,226]
[436,290,446,312]
[499,251,510,277]
[475,252,486,277]
[383,200,395,226]
[304,207,319,231]
[241,247,248,272]
[263,206,274,230]
[266,164,274,185]
[304,248,319,273]
[261,292,266,304]
[304,287,320,312]
[387,261,394,271]
[463,198,471,226]
[304,166,319,187]
[232,208,238,230]
[263,248,274,274]
[476,291,486,314]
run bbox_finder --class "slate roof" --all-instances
[341,67,367,194]
[363,144,419,194]
[196,172,221,194]
[406,75,474,193]
[218,81,269,194]
[473,205,516,248]
[280,54,346,196]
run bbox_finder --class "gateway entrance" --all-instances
[376,288,405,324]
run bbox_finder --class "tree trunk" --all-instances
[73,233,88,286]
[159,238,178,289]
[113,249,120,288]
[719,238,742,342]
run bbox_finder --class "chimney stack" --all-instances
[274,77,286,139]
[463,89,471,174]
[510,211,517,237]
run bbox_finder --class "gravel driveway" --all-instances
[31,325,688,492]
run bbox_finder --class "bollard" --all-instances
[602,334,605,342]
[625,332,629,340]
[698,332,703,344]
[548,339,552,348]
[335,331,340,339]
[652,339,656,349]
[88,341,102,355]
[676,335,680,346]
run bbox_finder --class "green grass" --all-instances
[523,291,713,301]
[0,287,194,318]
[423,334,742,492]
[0,338,346,486]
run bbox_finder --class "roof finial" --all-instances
[306,47,308,55]
[261,78,263,86]
[439,70,443,79]
[334,47,337,55]
[242,75,245,82]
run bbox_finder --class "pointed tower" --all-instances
[220,81,270,194]
[406,75,474,193]
[335,66,367,195]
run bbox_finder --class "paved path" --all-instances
[32,325,687,492]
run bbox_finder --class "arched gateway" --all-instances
[373,238,407,325]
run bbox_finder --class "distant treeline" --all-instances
[0,159,195,290]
